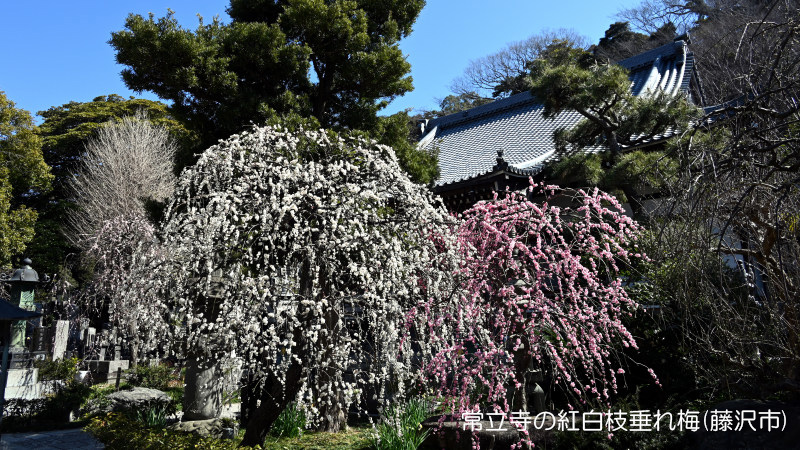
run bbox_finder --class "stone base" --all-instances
[170,418,238,440]
[4,382,42,399]
[4,368,41,400]
[420,416,556,450]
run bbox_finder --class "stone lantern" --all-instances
[3,259,44,349]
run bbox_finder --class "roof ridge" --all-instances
[426,91,538,131]
[618,40,687,70]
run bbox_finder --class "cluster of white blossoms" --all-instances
[147,125,458,426]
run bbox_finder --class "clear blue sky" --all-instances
[0,1,640,121]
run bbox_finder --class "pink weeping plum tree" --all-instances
[407,182,655,440]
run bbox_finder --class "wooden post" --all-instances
[115,367,122,390]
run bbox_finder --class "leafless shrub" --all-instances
[450,29,589,99]
[646,1,800,396]
[68,111,176,248]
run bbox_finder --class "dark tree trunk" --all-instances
[315,307,347,432]
[240,256,316,447]
[511,342,533,412]
[239,369,259,426]
[240,324,307,447]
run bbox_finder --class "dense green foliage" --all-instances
[529,43,699,158]
[269,403,306,438]
[546,149,678,202]
[0,91,52,268]
[109,0,436,183]
[126,363,178,391]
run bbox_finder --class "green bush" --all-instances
[371,398,431,450]
[1,383,92,432]
[34,357,80,391]
[269,403,306,438]
[85,413,256,450]
[127,363,175,390]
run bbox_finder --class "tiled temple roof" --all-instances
[420,40,697,188]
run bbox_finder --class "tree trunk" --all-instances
[240,326,307,447]
[240,256,316,446]
[511,344,533,412]
[239,369,259,426]
[315,307,347,432]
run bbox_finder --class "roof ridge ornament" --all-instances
[495,148,508,171]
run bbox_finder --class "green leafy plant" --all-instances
[85,413,251,449]
[269,402,306,438]
[34,356,80,392]
[0,382,92,432]
[371,398,432,450]
[127,363,175,390]
[133,401,173,428]
[164,387,184,411]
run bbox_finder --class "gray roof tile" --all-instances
[422,41,694,187]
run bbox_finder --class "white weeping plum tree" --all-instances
[153,125,457,444]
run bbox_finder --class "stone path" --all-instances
[0,428,104,449]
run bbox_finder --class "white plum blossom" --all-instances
[151,125,457,443]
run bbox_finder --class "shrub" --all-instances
[371,398,431,450]
[34,357,80,392]
[0,383,92,432]
[85,413,253,450]
[269,403,306,438]
[127,363,175,390]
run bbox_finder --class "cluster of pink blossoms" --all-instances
[407,181,655,440]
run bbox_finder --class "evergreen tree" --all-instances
[110,0,437,183]
[0,91,52,268]
[528,43,699,212]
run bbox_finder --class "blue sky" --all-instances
[0,1,641,121]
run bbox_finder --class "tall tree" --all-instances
[527,42,699,216]
[110,0,436,183]
[135,124,455,442]
[0,91,53,268]
[67,112,177,247]
[409,183,652,449]
[29,95,193,278]
[59,114,178,368]
[529,44,698,159]
[450,28,589,100]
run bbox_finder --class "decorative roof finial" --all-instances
[494,148,508,170]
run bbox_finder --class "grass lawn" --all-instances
[260,426,373,450]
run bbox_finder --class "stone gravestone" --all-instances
[82,327,96,358]
[52,320,70,361]
[30,326,47,358]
